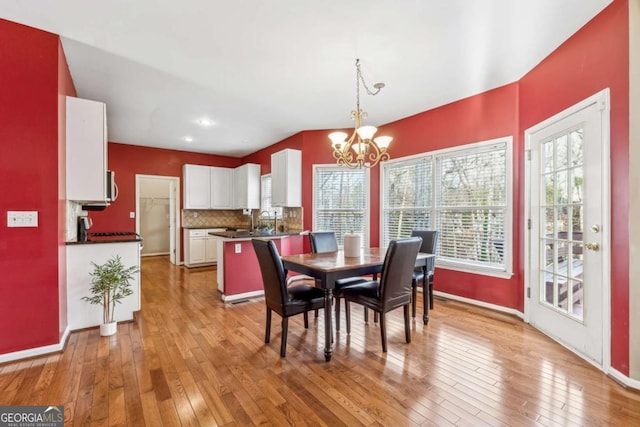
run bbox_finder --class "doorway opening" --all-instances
[136,175,181,265]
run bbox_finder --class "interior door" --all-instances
[526,90,609,366]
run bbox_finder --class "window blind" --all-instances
[313,166,368,248]
[435,143,507,267]
[382,157,432,248]
[260,175,282,218]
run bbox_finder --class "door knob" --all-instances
[584,242,600,251]
[591,224,600,233]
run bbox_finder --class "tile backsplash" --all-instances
[181,207,303,232]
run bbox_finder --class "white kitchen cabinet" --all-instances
[183,164,211,209]
[233,163,261,209]
[210,167,233,209]
[184,228,224,267]
[271,148,301,207]
[66,96,108,203]
[66,241,141,330]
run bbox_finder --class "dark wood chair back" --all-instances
[309,231,339,253]
[411,230,439,273]
[252,238,288,311]
[379,237,423,308]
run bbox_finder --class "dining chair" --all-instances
[252,238,326,357]
[309,231,370,331]
[410,230,439,317]
[342,236,422,352]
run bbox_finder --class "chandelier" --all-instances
[329,59,392,168]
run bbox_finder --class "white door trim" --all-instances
[523,88,611,371]
[135,174,181,265]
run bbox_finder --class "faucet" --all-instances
[258,211,271,230]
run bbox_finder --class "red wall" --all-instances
[89,143,241,260]
[91,142,240,231]
[0,19,67,353]
[520,0,630,374]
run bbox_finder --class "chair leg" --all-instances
[429,276,434,310]
[315,309,319,318]
[379,312,387,352]
[265,308,272,344]
[364,308,368,323]
[411,279,417,318]
[280,317,288,357]
[335,296,341,331]
[374,312,379,323]
[404,305,411,344]
[345,301,351,334]
[304,311,309,328]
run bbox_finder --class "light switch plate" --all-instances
[235,243,242,253]
[129,211,135,218]
[7,211,38,227]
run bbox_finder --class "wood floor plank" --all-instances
[2,255,639,426]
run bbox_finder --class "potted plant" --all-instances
[82,255,139,336]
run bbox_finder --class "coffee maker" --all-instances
[77,215,93,242]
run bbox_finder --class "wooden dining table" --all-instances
[281,248,434,361]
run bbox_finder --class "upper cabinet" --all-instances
[183,163,260,210]
[66,96,108,203]
[233,163,261,209]
[210,166,233,209]
[271,149,301,207]
[183,164,211,209]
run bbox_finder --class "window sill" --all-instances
[436,262,514,280]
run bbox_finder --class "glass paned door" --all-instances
[526,90,609,366]
[540,129,585,320]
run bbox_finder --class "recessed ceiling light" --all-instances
[197,118,215,127]
[184,136,193,142]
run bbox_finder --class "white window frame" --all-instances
[380,137,513,278]
[312,164,370,249]
[260,174,282,219]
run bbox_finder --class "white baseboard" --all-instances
[141,252,170,257]
[222,290,264,303]
[609,367,640,390]
[434,290,524,319]
[0,326,70,364]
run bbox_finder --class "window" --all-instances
[381,137,512,277]
[260,174,282,218]
[313,165,369,249]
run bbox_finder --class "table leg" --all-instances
[422,266,430,324]
[323,288,333,361]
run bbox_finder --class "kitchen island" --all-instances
[209,230,305,302]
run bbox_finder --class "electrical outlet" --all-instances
[129,211,135,218]
[7,211,38,227]
[235,243,242,253]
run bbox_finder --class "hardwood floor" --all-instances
[1,256,639,426]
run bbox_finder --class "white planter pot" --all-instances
[100,322,117,336]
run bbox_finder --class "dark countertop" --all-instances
[208,230,303,239]
[182,226,247,230]
[66,237,143,245]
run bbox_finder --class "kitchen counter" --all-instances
[66,236,143,245]
[182,225,245,230]
[208,230,303,239]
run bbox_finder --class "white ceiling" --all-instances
[1,0,612,157]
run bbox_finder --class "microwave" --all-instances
[106,170,118,202]
[81,171,118,211]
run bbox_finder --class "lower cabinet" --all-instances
[184,228,224,267]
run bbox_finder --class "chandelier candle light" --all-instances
[329,59,393,168]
